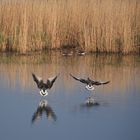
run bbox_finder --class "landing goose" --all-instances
[32,73,59,96]
[70,74,110,91]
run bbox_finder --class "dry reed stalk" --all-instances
[0,0,139,54]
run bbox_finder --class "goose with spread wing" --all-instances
[32,73,59,96]
[70,74,110,91]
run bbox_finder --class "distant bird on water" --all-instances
[77,50,86,56]
[70,74,110,91]
[32,73,59,97]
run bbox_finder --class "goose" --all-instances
[61,50,73,56]
[70,74,110,91]
[77,50,86,56]
[32,73,59,97]
[32,99,57,123]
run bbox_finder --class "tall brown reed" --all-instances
[0,0,140,54]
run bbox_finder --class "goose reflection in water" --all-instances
[32,99,57,124]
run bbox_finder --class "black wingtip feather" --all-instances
[104,81,110,84]
[69,73,78,80]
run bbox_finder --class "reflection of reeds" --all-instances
[0,53,139,93]
[0,0,140,54]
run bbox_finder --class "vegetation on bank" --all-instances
[0,0,140,54]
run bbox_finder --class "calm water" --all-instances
[0,52,140,140]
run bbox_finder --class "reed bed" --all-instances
[0,0,140,54]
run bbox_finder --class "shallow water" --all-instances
[0,52,140,140]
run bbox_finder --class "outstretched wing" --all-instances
[31,107,42,124]
[70,74,88,84]
[45,106,57,121]
[92,80,110,85]
[32,73,43,88]
[46,74,59,89]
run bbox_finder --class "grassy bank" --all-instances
[0,0,140,54]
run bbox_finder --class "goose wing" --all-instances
[32,73,43,88]
[92,80,110,85]
[31,107,43,124]
[45,105,57,121]
[70,74,88,84]
[46,74,59,89]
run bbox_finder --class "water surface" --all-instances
[0,52,140,140]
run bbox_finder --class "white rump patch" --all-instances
[39,89,48,96]
[86,85,95,91]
